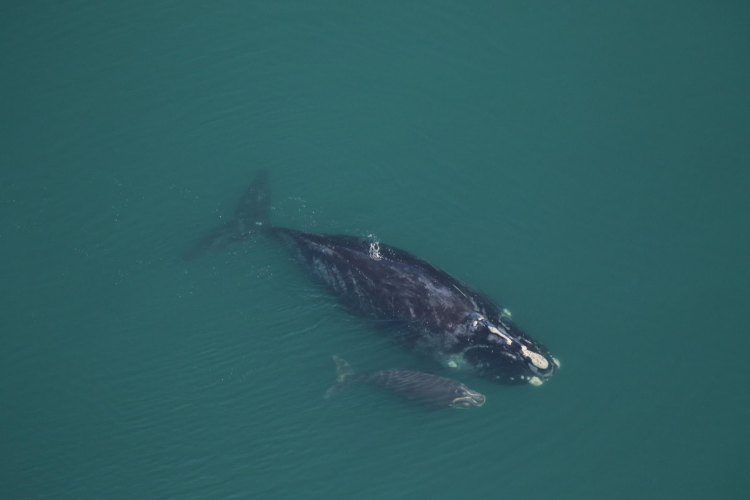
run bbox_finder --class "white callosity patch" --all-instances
[553,357,561,368]
[486,324,512,345]
[521,345,549,370]
[514,375,543,386]
[444,354,471,370]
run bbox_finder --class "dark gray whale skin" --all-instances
[185,170,559,385]
[327,356,485,409]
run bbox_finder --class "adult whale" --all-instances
[184,171,559,385]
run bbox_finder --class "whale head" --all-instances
[449,385,487,408]
[460,313,559,385]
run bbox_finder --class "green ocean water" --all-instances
[1,1,748,499]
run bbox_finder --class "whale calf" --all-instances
[326,356,485,409]
[185,170,559,385]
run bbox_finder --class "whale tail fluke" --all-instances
[233,169,271,228]
[182,170,271,260]
[324,355,356,399]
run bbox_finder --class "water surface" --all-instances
[1,2,748,499]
